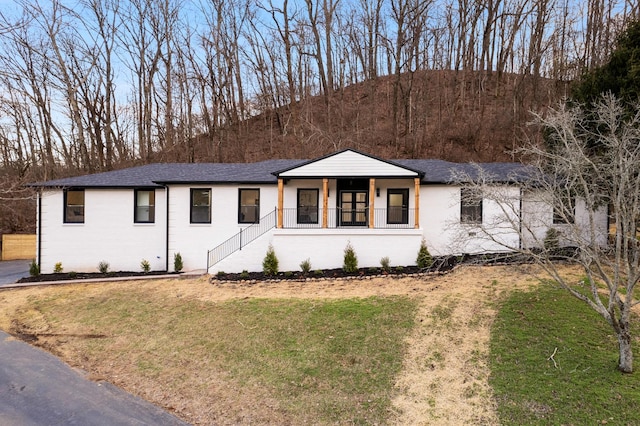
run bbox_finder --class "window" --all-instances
[64,189,85,223]
[553,195,575,224]
[460,188,482,224]
[134,189,155,223]
[239,189,260,223]
[387,189,409,224]
[297,189,319,224]
[191,189,211,223]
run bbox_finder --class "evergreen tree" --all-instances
[571,20,640,108]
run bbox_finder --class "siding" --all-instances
[278,150,418,178]
[420,185,521,255]
[167,184,278,272]
[39,189,166,273]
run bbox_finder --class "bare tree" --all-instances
[456,94,640,373]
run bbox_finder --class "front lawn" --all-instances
[490,285,640,425]
[20,289,417,424]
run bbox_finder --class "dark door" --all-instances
[340,190,368,226]
[387,189,409,224]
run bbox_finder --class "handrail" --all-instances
[207,208,277,270]
[280,207,416,229]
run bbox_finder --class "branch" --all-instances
[547,347,558,368]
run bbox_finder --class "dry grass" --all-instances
[0,264,560,424]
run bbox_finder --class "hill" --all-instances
[178,70,566,164]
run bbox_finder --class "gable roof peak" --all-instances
[274,148,423,179]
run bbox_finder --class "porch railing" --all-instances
[280,208,416,229]
[207,208,277,270]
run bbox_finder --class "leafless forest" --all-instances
[0,0,638,234]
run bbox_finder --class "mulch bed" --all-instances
[17,270,174,283]
[212,256,460,283]
[17,251,568,284]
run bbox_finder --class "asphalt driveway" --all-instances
[0,330,188,425]
[0,260,30,285]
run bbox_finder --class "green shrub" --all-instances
[98,261,110,274]
[314,270,324,277]
[262,244,279,276]
[140,259,151,273]
[300,258,312,275]
[544,228,560,251]
[380,256,391,272]
[240,270,250,279]
[53,262,63,273]
[173,252,183,273]
[395,266,404,273]
[29,259,40,277]
[216,271,227,278]
[343,242,358,273]
[284,271,293,278]
[68,271,77,278]
[416,239,433,268]
[368,267,379,274]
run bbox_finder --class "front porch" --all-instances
[208,225,425,274]
[279,207,417,229]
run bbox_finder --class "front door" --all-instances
[340,190,368,226]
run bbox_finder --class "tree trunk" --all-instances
[617,327,633,373]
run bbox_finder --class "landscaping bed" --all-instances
[17,270,174,283]
[212,260,452,283]
[16,251,551,284]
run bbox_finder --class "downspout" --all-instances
[519,187,523,250]
[163,185,170,272]
[37,190,42,270]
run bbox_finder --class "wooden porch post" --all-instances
[322,178,329,228]
[369,178,375,228]
[277,178,284,228]
[414,177,420,229]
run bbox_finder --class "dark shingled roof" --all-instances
[29,158,530,188]
[29,160,306,188]
[395,160,531,183]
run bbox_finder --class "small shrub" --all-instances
[284,271,293,278]
[416,239,433,269]
[262,244,279,276]
[380,256,391,272]
[98,261,110,274]
[395,266,404,273]
[140,259,151,273]
[53,262,63,273]
[173,252,183,273]
[29,259,40,277]
[368,267,379,274]
[240,270,250,279]
[343,242,358,273]
[544,228,560,251]
[300,258,312,275]
[314,270,324,277]
[216,271,227,278]
[68,271,77,278]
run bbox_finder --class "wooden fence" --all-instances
[1,234,36,261]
